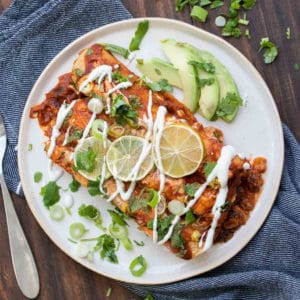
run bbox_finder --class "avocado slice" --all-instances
[198,50,241,122]
[160,39,201,113]
[136,58,182,88]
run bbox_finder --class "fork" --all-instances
[0,114,39,299]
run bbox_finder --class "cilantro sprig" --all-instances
[259,37,278,64]
[40,181,61,209]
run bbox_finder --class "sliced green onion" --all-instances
[92,119,105,140]
[88,98,103,114]
[148,190,159,208]
[69,222,88,240]
[75,242,90,258]
[245,29,251,39]
[49,205,65,221]
[120,237,133,250]
[129,255,147,277]
[286,27,291,40]
[215,15,226,27]
[129,20,149,52]
[106,288,112,297]
[102,43,130,59]
[109,223,128,239]
[191,6,208,23]
[200,0,212,6]
[168,200,185,216]
[108,210,127,226]
[108,124,125,139]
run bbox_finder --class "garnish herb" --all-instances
[86,48,94,55]
[155,68,162,75]
[75,146,96,172]
[293,63,299,71]
[199,77,215,88]
[245,29,251,39]
[133,240,145,246]
[129,95,143,109]
[67,128,83,144]
[87,179,103,196]
[200,0,212,7]
[69,222,88,239]
[95,234,118,263]
[108,210,128,226]
[170,223,185,250]
[40,181,60,209]
[189,60,215,74]
[28,143,33,151]
[111,94,138,127]
[147,215,174,241]
[184,183,200,197]
[191,6,208,23]
[286,27,291,40]
[34,171,43,183]
[144,294,155,300]
[128,193,149,213]
[75,68,84,77]
[203,161,217,179]
[69,176,80,192]
[49,205,65,221]
[129,20,149,52]
[176,0,198,12]
[112,71,130,83]
[129,255,147,276]
[185,209,196,224]
[78,204,103,228]
[102,43,129,59]
[220,200,233,212]
[259,37,278,64]
[210,0,224,9]
[106,288,112,297]
[215,92,243,117]
[147,190,159,208]
[146,79,173,93]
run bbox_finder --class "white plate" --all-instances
[18,18,284,284]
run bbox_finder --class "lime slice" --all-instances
[106,136,154,182]
[154,124,204,178]
[74,136,111,181]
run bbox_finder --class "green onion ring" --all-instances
[92,119,105,140]
[69,222,88,240]
[129,255,147,277]
[49,205,65,221]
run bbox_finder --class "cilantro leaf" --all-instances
[203,161,217,179]
[189,60,215,74]
[184,183,200,197]
[108,210,128,226]
[66,128,83,144]
[95,234,118,263]
[185,209,196,224]
[146,79,173,93]
[147,215,175,241]
[69,176,80,192]
[215,92,243,117]
[78,204,103,228]
[87,180,102,196]
[86,48,93,55]
[259,37,278,64]
[133,240,145,246]
[75,68,84,77]
[112,71,129,83]
[171,223,185,250]
[220,200,233,212]
[40,181,60,209]
[242,0,256,10]
[210,0,224,9]
[34,172,43,183]
[75,147,96,173]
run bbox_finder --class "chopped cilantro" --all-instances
[75,68,84,77]
[147,215,175,241]
[155,68,162,75]
[129,95,143,109]
[259,37,278,64]
[176,0,198,12]
[34,172,43,183]
[293,63,299,71]
[220,200,233,212]
[189,60,215,74]
[171,223,185,250]
[133,240,145,246]
[200,0,212,6]
[95,234,118,263]
[216,92,243,117]
[28,143,33,151]
[67,128,83,144]
[185,209,196,224]
[199,77,215,88]
[146,79,173,93]
[86,48,94,55]
[69,176,80,192]
[75,147,96,173]
[78,204,103,228]
[210,0,224,9]
[112,71,129,83]
[87,179,102,196]
[203,161,217,179]
[108,210,128,226]
[241,0,256,10]
[128,194,149,213]
[184,183,200,197]
[111,94,138,128]
[40,181,60,209]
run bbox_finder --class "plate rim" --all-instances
[18,17,284,285]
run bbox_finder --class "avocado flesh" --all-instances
[198,50,240,122]
[136,58,182,88]
[160,39,200,113]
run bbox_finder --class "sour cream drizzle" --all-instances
[99,121,108,194]
[152,106,167,243]
[157,145,237,249]
[47,100,78,180]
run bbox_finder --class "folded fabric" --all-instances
[0,0,131,194]
[1,1,299,299]
[125,125,300,299]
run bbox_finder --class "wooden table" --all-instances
[0,1,299,299]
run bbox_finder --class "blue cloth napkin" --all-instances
[1,1,299,299]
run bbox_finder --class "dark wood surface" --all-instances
[0,0,299,299]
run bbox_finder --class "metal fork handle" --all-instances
[0,175,39,299]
